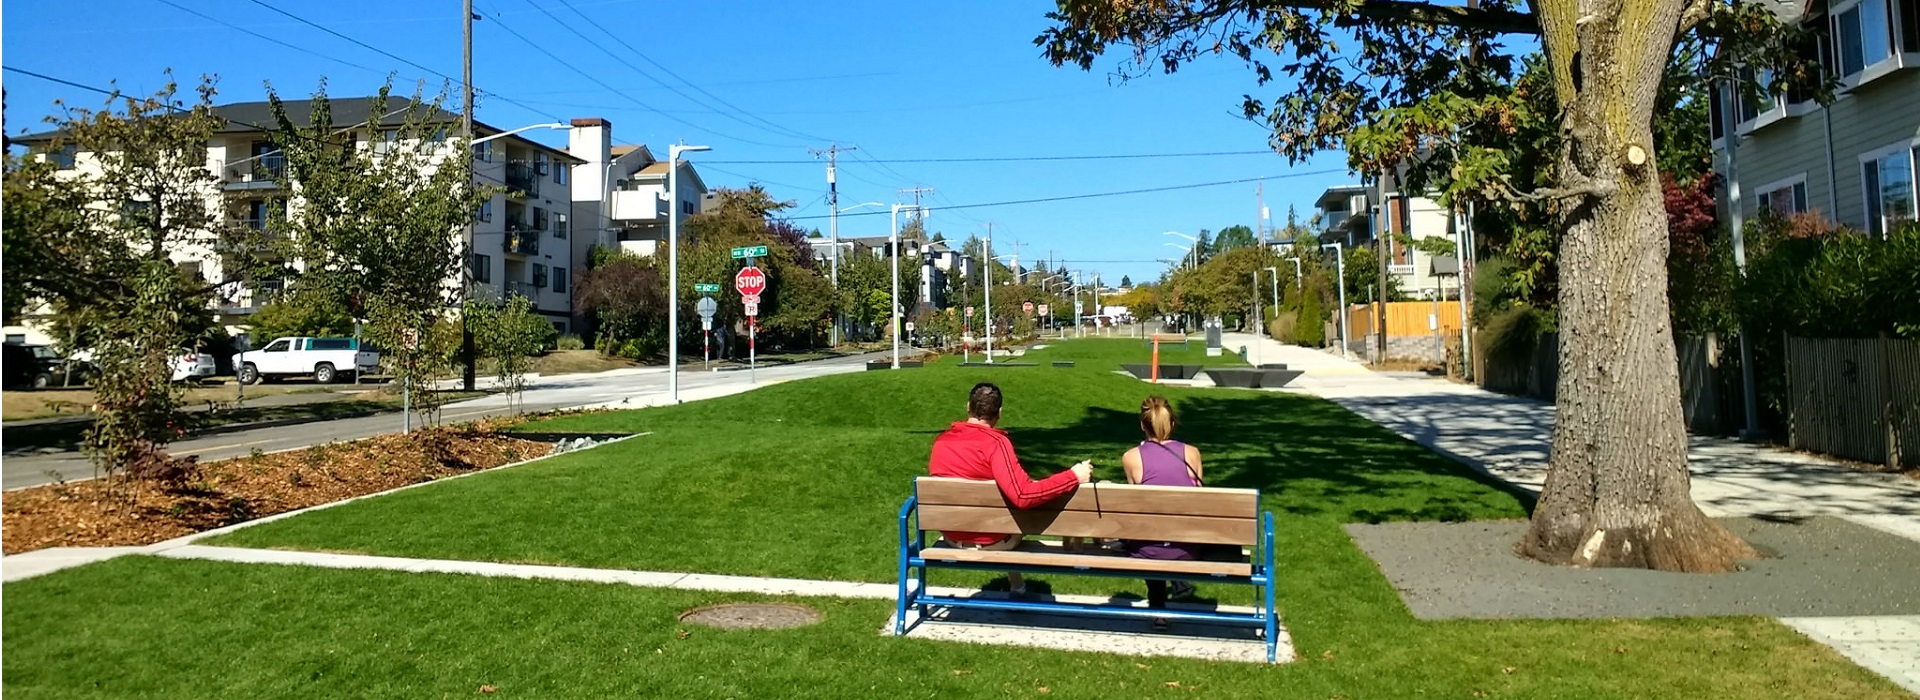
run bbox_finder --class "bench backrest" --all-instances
[913,477,1260,545]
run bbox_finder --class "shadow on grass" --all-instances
[1007,392,1532,524]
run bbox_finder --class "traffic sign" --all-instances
[400,328,419,351]
[905,322,916,332]
[701,318,713,331]
[743,300,760,316]
[1023,301,1035,314]
[730,245,770,259]
[965,306,975,318]
[734,266,768,298]
[1038,304,1050,316]
[694,283,721,293]
[695,296,717,319]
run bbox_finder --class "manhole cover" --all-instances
[678,603,823,630]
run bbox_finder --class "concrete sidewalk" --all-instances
[1222,332,1920,692]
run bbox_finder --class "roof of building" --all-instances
[1315,184,1371,208]
[16,96,583,162]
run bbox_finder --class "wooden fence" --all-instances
[1347,301,1464,338]
[1786,337,1920,469]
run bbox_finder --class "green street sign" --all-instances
[693,283,721,293]
[730,245,770,259]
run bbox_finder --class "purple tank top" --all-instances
[1137,440,1198,487]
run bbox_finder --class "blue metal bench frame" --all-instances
[893,487,1281,662]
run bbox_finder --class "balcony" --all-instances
[507,281,539,300]
[505,162,540,199]
[216,219,285,252]
[504,226,541,256]
[222,155,287,191]
[609,188,667,222]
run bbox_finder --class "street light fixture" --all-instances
[1321,243,1348,358]
[470,122,568,146]
[1262,266,1281,312]
[1164,231,1199,270]
[889,203,927,369]
[829,201,885,347]
[667,143,711,404]
[460,120,572,393]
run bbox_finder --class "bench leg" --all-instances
[895,556,912,635]
[1264,581,1278,663]
[916,565,930,616]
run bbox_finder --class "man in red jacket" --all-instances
[929,382,1092,594]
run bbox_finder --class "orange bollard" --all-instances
[1151,337,1161,383]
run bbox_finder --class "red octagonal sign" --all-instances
[734,266,767,299]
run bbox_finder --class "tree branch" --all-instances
[1324,0,1541,34]
[1496,174,1618,201]
[1675,0,1714,34]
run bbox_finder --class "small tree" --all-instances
[468,295,553,413]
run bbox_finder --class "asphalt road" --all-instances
[3,351,887,490]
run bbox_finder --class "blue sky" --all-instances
[3,0,1358,285]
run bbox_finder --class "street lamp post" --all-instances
[1263,266,1281,311]
[1321,243,1348,358]
[460,121,571,392]
[888,204,925,369]
[667,143,711,403]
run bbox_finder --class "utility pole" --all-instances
[899,186,934,212]
[459,0,478,392]
[810,143,855,347]
[984,222,994,363]
[1257,180,1268,243]
[1006,238,1023,284]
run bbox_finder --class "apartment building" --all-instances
[8,97,585,342]
[566,118,708,263]
[1711,0,1920,234]
[1311,176,1461,300]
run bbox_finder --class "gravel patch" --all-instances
[1348,516,1920,619]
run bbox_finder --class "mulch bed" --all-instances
[2,421,553,554]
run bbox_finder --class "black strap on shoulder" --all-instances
[1147,441,1202,486]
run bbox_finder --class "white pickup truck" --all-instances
[234,337,379,384]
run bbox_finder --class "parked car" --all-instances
[232,336,379,384]
[1,343,92,389]
[65,347,216,383]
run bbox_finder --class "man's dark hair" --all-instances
[967,382,1003,422]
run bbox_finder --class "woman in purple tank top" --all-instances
[1120,395,1206,628]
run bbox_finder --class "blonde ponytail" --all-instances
[1140,395,1176,442]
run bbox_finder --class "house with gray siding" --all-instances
[1713,0,1920,236]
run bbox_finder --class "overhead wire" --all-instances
[477,4,803,149]
[784,171,1344,221]
[155,0,387,77]
[239,0,566,124]
[706,149,1280,165]
[550,0,830,143]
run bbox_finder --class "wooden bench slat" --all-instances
[920,547,1253,577]
[917,504,1258,545]
[916,478,1258,519]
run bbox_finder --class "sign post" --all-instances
[696,296,718,369]
[735,265,767,383]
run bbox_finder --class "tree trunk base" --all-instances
[1517,508,1760,573]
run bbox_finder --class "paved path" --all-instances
[1222,332,1920,692]
[3,351,886,490]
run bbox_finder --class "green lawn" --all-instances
[7,338,1907,698]
[207,339,1492,589]
[4,557,1904,699]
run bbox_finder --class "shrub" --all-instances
[1269,310,1298,343]
[555,335,586,351]
[1293,285,1325,347]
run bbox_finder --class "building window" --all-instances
[682,200,694,215]
[553,213,568,239]
[532,206,549,231]
[532,263,549,289]
[1756,177,1809,216]
[1863,145,1917,236]
[471,254,492,283]
[373,129,400,154]
[535,153,550,176]
[554,162,569,186]
[1833,0,1895,79]
[477,199,493,223]
[47,145,77,170]
[476,141,493,163]
[553,267,569,294]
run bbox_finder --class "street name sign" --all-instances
[694,283,721,293]
[730,245,770,259]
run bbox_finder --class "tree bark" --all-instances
[1517,0,1758,572]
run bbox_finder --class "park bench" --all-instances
[1148,333,1190,347]
[895,476,1280,662]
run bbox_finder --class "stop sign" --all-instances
[734,266,767,299]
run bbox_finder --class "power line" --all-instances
[155,0,386,77]
[785,171,1343,221]
[240,0,564,123]
[705,150,1280,165]
[551,0,829,143]
[477,5,801,149]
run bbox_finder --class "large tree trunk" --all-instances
[1517,0,1758,572]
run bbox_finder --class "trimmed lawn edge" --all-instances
[1,432,650,582]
